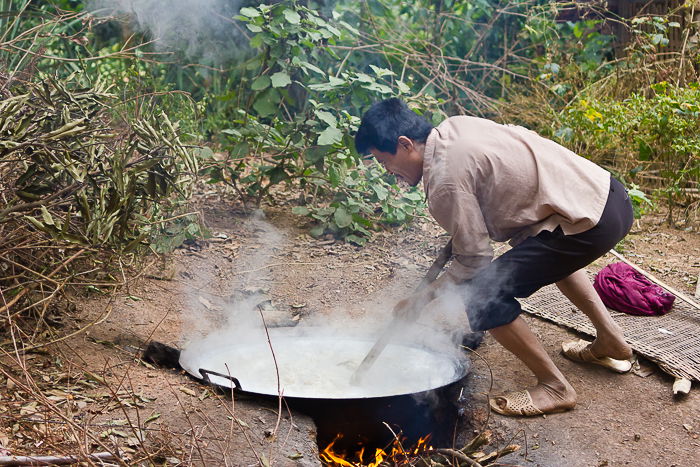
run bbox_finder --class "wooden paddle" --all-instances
[349,239,453,385]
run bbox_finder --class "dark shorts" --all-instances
[462,176,634,332]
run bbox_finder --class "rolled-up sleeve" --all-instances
[427,184,493,281]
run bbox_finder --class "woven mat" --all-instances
[521,283,700,382]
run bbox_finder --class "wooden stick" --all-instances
[350,239,453,384]
[608,250,700,311]
[433,448,483,467]
[0,452,116,466]
[475,444,520,464]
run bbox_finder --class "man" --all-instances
[354,98,634,416]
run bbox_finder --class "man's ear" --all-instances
[397,135,413,151]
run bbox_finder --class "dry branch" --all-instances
[0,452,117,466]
[0,71,197,348]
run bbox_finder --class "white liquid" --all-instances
[181,336,465,399]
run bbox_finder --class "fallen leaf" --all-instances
[100,429,128,438]
[20,402,38,416]
[198,296,213,310]
[83,372,106,385]
[179,387,196,397]
[236,418,249,428]
[145,412,161,424]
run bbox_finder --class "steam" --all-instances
[86,0,246,65]
[178,211,476,398]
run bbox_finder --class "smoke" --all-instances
[178,211,475,399]
[86,0,246,65]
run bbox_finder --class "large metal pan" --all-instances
[179,326,469,449]
[179,327,468,399]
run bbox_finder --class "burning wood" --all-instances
[320,434,433,466]
[319,430,520,466]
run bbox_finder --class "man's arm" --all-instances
[392,183,493,318]
[428,184,493,281]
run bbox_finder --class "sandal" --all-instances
[489,390,544,417]
[561,339,632,373]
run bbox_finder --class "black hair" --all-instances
[354,98,433,155]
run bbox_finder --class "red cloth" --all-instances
[593,262,675,316]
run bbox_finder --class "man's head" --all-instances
[355,98,433,186]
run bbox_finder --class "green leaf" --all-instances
[637,139,652,161]
[345,234,366,245]
[194,147,215,159]
[372,184,389,201]
[41,206,55,226]
[246,24,263,33]
[239,7,261,18]
[292,206,310,215]
[253,89,280,117]
[310,225,325,237]
[270,72,291,88]
[251,76,271,91]
[267,166,288,184]
[250,34,264,49]
[305,146,327,163]
[369,65,395,77]
[297,60,324,75]
[314,110,337,127]
[317,126,343,146]
[283,9,301,24]
[334,207,352,228]
[328,165,341,185]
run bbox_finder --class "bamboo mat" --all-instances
[521,283,700,382]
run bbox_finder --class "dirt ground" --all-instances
[1,194,699,466]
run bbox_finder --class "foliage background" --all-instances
[1,0,699,342]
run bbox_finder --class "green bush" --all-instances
[555,82,700,223]
[196,1,431,243]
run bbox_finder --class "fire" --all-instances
[320,434,433,466]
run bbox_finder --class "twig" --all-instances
[19,295,115,352]
[475,444,520,464]
[433,448,483,467]
[0,182,81,220]
[0,248,86,315]
[256,305,284,448]
[459,430,492,455]
[0,452,117,466]
[233,261,320,275]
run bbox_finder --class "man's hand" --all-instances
[391,296,417,319]
[391,289,433,320]
[391,272,458,320]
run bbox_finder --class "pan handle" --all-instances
[198,368,242,391]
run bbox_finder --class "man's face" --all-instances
[368,136,424,186]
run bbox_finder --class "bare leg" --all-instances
[489,317,576,412]
[556,269,632,360]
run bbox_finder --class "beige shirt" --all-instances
[423,116,611,281]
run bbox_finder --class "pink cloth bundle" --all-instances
[593,262,675,316]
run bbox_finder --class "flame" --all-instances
[320,434,432,466]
